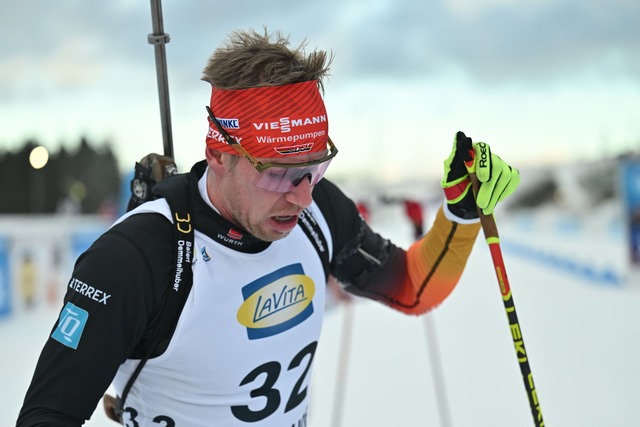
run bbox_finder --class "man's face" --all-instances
[207,151,324,242]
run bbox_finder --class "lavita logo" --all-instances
[237,263,315,339]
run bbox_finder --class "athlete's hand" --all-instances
[442,131,519,218]
[102,393,123,423]
[464,134,520,215]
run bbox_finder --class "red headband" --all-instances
[205,80,329,158]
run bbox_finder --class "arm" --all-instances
[320,186,479,315]
[17,214,174,426]
[314,132,518,315]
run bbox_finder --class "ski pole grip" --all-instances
[467,172,499,240]
[462,145,500,240]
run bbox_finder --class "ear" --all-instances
[205,148,225,176]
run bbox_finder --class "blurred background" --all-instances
[2,0,640,425]
[2,0,639,180]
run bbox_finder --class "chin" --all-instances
[262,230,292,242]
[249,226,292,242]
[273,230,293,240]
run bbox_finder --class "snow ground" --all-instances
[2,200,639,427]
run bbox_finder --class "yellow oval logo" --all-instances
[237,274,315,330]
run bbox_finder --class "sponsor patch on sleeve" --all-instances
[52,302,89,350]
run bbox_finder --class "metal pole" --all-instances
[148,0,174,159]
[331,301,354,427]
[423,313,453,427]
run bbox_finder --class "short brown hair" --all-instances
[201,28,332,91]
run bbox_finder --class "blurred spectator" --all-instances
[355,201,371,223]
[19,251,37,308]
[380,195,425,241]
[403,199,425,241]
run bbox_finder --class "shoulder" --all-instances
[103,209,174,257]
[312,178,363,254]
[109,210,173,241]
[74,212,175,301]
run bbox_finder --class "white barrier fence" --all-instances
[0,215,111,320]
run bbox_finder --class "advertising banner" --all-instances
[0,238,10,318]
[620,160,640,272]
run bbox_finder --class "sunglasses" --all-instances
[206,106,338,193]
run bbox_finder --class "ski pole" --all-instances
[465,153,545,427]
[414,212,452,427]
[147,0,174,159]
[422,314,453,427]
[331,299,354,427]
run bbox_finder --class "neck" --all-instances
[205,167,236,225]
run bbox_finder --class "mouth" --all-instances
[270,213,300,230]
[272,214,298,223]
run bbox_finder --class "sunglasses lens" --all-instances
[253,159,333,192]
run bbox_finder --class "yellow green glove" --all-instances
[468,140,520,215]
[442,131,520,218]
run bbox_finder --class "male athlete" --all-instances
[17,29,519,426]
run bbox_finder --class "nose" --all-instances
[284,174,313,208]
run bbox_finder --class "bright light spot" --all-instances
[69,181,87,201]
[29,146,49,169]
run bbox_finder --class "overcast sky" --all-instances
[2,0,639,182]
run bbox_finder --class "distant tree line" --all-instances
[0,137,121,215]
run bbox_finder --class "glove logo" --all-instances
[478,143,489,168]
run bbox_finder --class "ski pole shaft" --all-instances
[331,300,354,427]
[148,0,174,159]
[422,314,452,427]
[468,172,545,427]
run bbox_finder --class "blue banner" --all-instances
[0,238,11,318]
[620,160,640,266]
